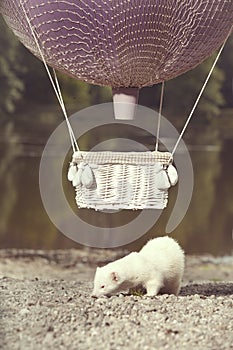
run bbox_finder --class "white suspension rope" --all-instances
[21,3,79,152]
[52,69,79,151]
[170,29,232,159]
[155,81,165,152]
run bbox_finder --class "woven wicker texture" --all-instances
[73,151,172,165]
[1,0,232,88]
[70,151,174,210]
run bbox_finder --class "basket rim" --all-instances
[72,150,173,165]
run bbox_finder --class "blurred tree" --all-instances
[0,122,22,237]
[17,46,55,105]
[0,17,24,115]
[0,17,24,240]
[165,56,224,122]
[140,54,225,126]
[219,35,233,108]
[208,138,233,253]
[89,85,112,105]
[57,73,111,109]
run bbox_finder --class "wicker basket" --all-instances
[67,151,177,210]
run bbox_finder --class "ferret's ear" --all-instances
[111,271,119,282]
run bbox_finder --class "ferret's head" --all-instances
[92,265,122,298]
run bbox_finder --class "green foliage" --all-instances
[219,35,233,108]
[165,56,225,122]
[129,286,146,296]
[0,122,22,234]
[140,54,226,125]
[89,85,112,105]
[17,46,55,105]
[0,17,24,115]
[57,73,111,109]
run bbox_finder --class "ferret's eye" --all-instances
[101,285,105,289]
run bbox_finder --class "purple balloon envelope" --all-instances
[1,0,232,118]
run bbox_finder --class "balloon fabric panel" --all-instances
[0,0,232,88]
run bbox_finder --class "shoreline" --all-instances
[0,248,232,282]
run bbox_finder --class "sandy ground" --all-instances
[0,249,233,350]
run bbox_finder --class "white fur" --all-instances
[92,236,185,297]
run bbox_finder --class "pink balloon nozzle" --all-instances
[112,87,139,120]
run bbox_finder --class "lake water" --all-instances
[0,105,232,255]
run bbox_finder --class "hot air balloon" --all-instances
[0,1,232,211]
[0,0,232,118]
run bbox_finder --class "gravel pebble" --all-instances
[0,250,233,350]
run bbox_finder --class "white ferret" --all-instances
[92,236,184,297]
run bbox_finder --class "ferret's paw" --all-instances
[145,292,159,298]
[145,287,160,297]
[145,281,162,297]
